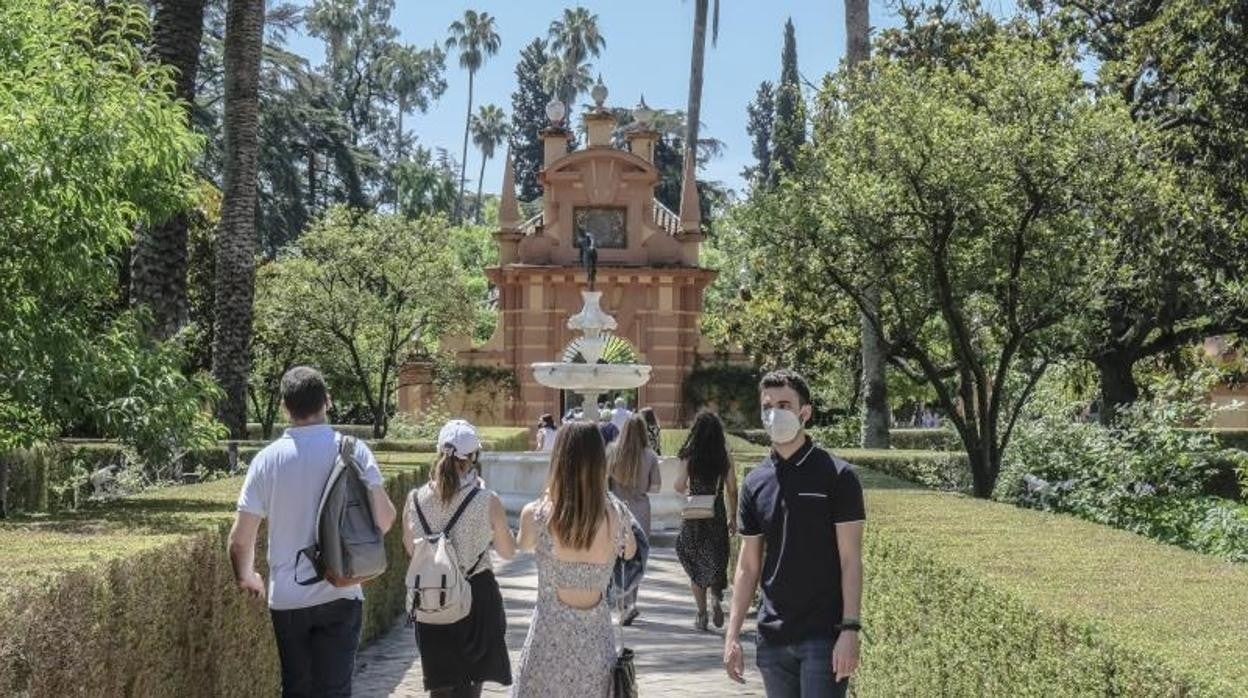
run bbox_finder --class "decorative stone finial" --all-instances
[633,95,655,128]
[591,75,608,110]
[545,97,566,126]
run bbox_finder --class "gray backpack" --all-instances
[295,435,388,588]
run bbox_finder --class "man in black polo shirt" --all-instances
[723,370,865,697]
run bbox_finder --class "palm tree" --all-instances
[212,0,266,438]
[683,0,719,177]
[470,104,509,223]
[445,10,501,223]
[130,0,207,339]
[844,0,888,448]
[547,7,606,106]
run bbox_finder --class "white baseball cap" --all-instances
[437,419,481,456]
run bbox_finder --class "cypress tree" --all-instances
[509,38,552,202]
[771,19,805,184]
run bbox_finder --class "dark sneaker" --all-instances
[712,601,724,629]
[621,607,640,626]
[695,611,709,632]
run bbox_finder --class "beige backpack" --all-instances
[405,487,483,625]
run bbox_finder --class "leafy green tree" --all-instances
[743,81,774,187]
[545,7,605,107]
[470,105,510,224]
[510,38,554,202]
[770,18,805,183]
[247,262,315,439]
[768,39,1147,497]
[446,10,502,224]
[0,0,218,509]
[1040,0,1248,420]
[278,208,475,437]
[304,0,446,212]
[393,146,458,220]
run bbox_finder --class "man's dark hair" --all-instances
[281,366,328,420]
[759,369,812,406]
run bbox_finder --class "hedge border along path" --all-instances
[858,469,1248,696]
[0,458,431,697]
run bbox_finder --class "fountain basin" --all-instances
[531,362,652,391]
[480,451,698,531]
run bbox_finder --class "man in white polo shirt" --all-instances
[227,366,397,697]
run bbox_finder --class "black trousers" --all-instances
[430,682,483,698]
[270,598,363,697]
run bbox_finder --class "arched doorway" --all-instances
[558,333,641,420]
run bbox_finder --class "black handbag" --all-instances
[612,647,637,698]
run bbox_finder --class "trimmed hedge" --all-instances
[3,428,529,516]
[857,470,1248,695]
[0,465,427,696]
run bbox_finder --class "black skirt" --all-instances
[415,570,512,690]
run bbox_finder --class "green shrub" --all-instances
[839,449,971,492]
[996,402,1248,561]
[887,427,960,451]
[859,470,1248,695]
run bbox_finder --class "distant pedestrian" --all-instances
[405,420,517,697]
[640,406,662,455]
[598,410,619,445]
[512,423,638,697]
[674,411,737,631]
[724,369,865,697]
[607,415,662,624]
[228,366,397,698]
[536,414,558,452]
[610,396,633,431]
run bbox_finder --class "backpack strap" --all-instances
[412,486,480,538]
[443,486,481,535]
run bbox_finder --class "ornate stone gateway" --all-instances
[399,92,723,427]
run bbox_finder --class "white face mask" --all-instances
[762,407,803,445]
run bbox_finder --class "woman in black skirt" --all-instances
[673,411,738,631]
[403,420,516,697]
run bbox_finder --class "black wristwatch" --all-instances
[837,619,862,633]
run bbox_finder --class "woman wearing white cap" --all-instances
[404,419,516,698]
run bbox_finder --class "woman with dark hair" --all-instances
[639,406,662,455]
[535,413,557,452]
[674,411,738,631]
[404,420,516,697]
[607,414,661,624]
[513,422,638,697]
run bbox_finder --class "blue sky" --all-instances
[280,1,947,195]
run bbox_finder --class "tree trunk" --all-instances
[1096,353,1139,425]
[212,0,265,438]
[845,0,870,69]
[456,70,475,223]
[859,300,890,448]
[131,0,206,340]
[474,152,488,223]
[685,0,709,159]
[0,459,8,519]
[845,0,888,448]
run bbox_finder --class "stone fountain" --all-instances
[479,288,687,530]
[530,290,652,421]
